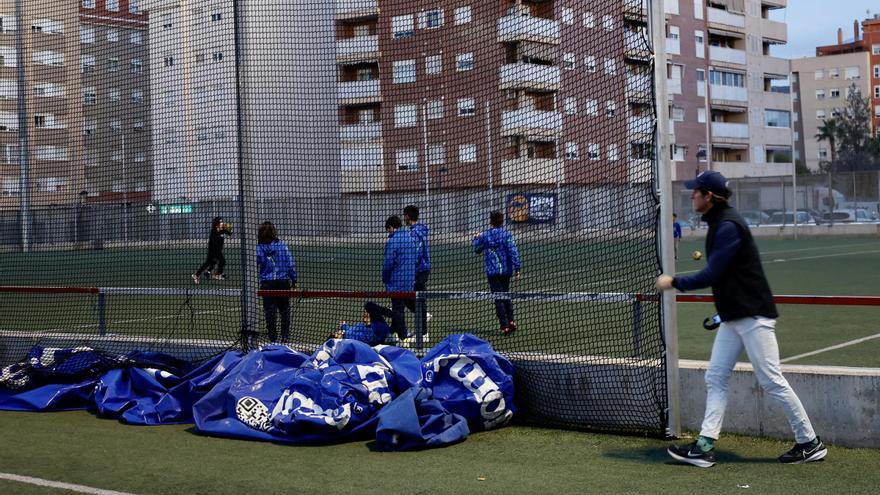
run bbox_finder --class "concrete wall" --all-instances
[680,360,880,448]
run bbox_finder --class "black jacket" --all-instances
[207,228,225,256]
[704,204,778,321]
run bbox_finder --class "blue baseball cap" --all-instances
[684,170,730,197]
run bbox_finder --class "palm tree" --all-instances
[815,118,840,224]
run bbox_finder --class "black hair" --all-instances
[490,210,504,227]
[403,205,419,221]
[385,215,402,230]
[258,221,279,244]
[212,216,223,228]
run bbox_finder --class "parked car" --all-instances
[768,211,817,225]
[802,208,825,224]
[740,210,770,226]
[821,209,879,223]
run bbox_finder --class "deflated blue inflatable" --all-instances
[0,334,515,450]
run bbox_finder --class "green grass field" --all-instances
[0,410,878,495]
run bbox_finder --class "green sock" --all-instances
[696,436,715,452]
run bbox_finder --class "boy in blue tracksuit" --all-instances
[256,221,297,343]
[381,215,417,339]
[330,302,392,346]
[403,205,431,326]
[473,210,522,334]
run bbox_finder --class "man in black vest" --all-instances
[656,171,826,468]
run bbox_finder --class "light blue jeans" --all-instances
[700,316,816,443]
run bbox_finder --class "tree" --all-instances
[834,83,876,171]
[814,118,839,172]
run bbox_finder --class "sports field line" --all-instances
[780,332,880,364]
[0,472,137,495]
[676,248,880,275]
[38,308,234,334]
[758,240,880,256]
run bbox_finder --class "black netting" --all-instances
[0,0,665,434]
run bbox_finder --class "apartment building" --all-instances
[0,1,83,207]
[80,0,152,203]
[337,0,643,193]
[662,0,793,181]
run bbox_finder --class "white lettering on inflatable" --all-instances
[356,364,393,405]
[271,389,351,430]
[447,355,512,429]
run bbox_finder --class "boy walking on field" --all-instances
[473,210,521,335]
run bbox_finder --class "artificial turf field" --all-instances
[1,234,878,366]
[0,235,878,494]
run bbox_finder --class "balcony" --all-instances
[498,15,560,45]
[341,144,383,169]
[707,7,745,31]
[626,74,652,100]
[624,0,647,22]
[710,84,747,103]
[341,163,385,193]
[499,63,560,91]
[338,80,380,104]
[762,126,792,144]
[336,0,378,20]
[500,109,562,138]
[709,46,746,66]
[760,56,790,78]
[336,35,379,63]
[340,122,382,143]
[761,18,787,43]
[624,31,651,60]
[500,158,563,185]
[712,161,792,179]
[665,38,680,56]
[762,0,787,8]
[667,78,682,95]
[628,159,652,184]
[628,116,654,137]
[712,122,749,140]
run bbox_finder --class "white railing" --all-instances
[709,46,746,65]
[341,145,383,168]
[710,84,747,101]
[338,80,380,101]
[500,109,562,136]
[626,74,652,94]
[499,63,560,89]
[500,158,563,185]
[340,122,382,142]
[712,122,749,139]
[707,7,745,28]
[497,15,560,44]
[337,35,378,59]
[628,116,653,134]
[336,0,378,17]
[667,78,682,95]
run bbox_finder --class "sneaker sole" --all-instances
[667,448,716,468]
[784,448,827,464]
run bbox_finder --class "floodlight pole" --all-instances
[14,0,31,252]
[650,0,681,438]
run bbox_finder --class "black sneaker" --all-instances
[778,437,827,464]
[667,441,716,468]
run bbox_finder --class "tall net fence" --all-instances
[0,0,666,433]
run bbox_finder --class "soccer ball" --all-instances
[692,250,703,261]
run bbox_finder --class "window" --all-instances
[213,51,224,61]
[607,144,619,161]
[211,10,222,21]
[425,54,442,74]
[603,15,614,31]
[815,89,825,100]
[564,97,577,115]
[873,65,880,79]
[563,53,575,70]
[82,0,95,8]
[562,8,574,25]
[454,6,472,25]
[131,89,143,103]
[583,12,595,28]
[107,58,120,71]
[765,109,790,128]
[845,66,860,80]
[394,104,417,127]
[426,100,443,119]
[818,148,828,160]
[33,115,46,128]
[458,98,475,116]
[35,145,67,161]
[671,106,684,121]
[605,100,617,117]
[131,58,142,73]
[106,29,118,42]
[814,69,824,80]
[583,55,596,72]
[604,57,617,75]
[585,99,598,116]
[80,26,95,44]
[873,44,880,55]
[708,70,744,87]
[829,88,840,99]
[829,68,839,79]
[82,87,96,105]
[875,86,880,99]
[875,105,880,118]
[421,9,444,29]
[588,143,600,160]
[667,25,680,40]
[456,53,474,71]
[130,0,140,14]
[696,144,707,162]
[109,88,120,101]
[0,80,16,99]
[459,144,476,162]
[396,148,418,171]
[697,107,706,123]
[106,0,119,12]
[392,15,414,39]
[428,145,445,165]
[110,119,122,132]
[565,142,578,160]
[130,32,142,45]
[393,59,416,83]
[111,150,122,162]
[81,55,95,73]
[83,120,96,136]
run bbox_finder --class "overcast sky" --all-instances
[772,0,877,59]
